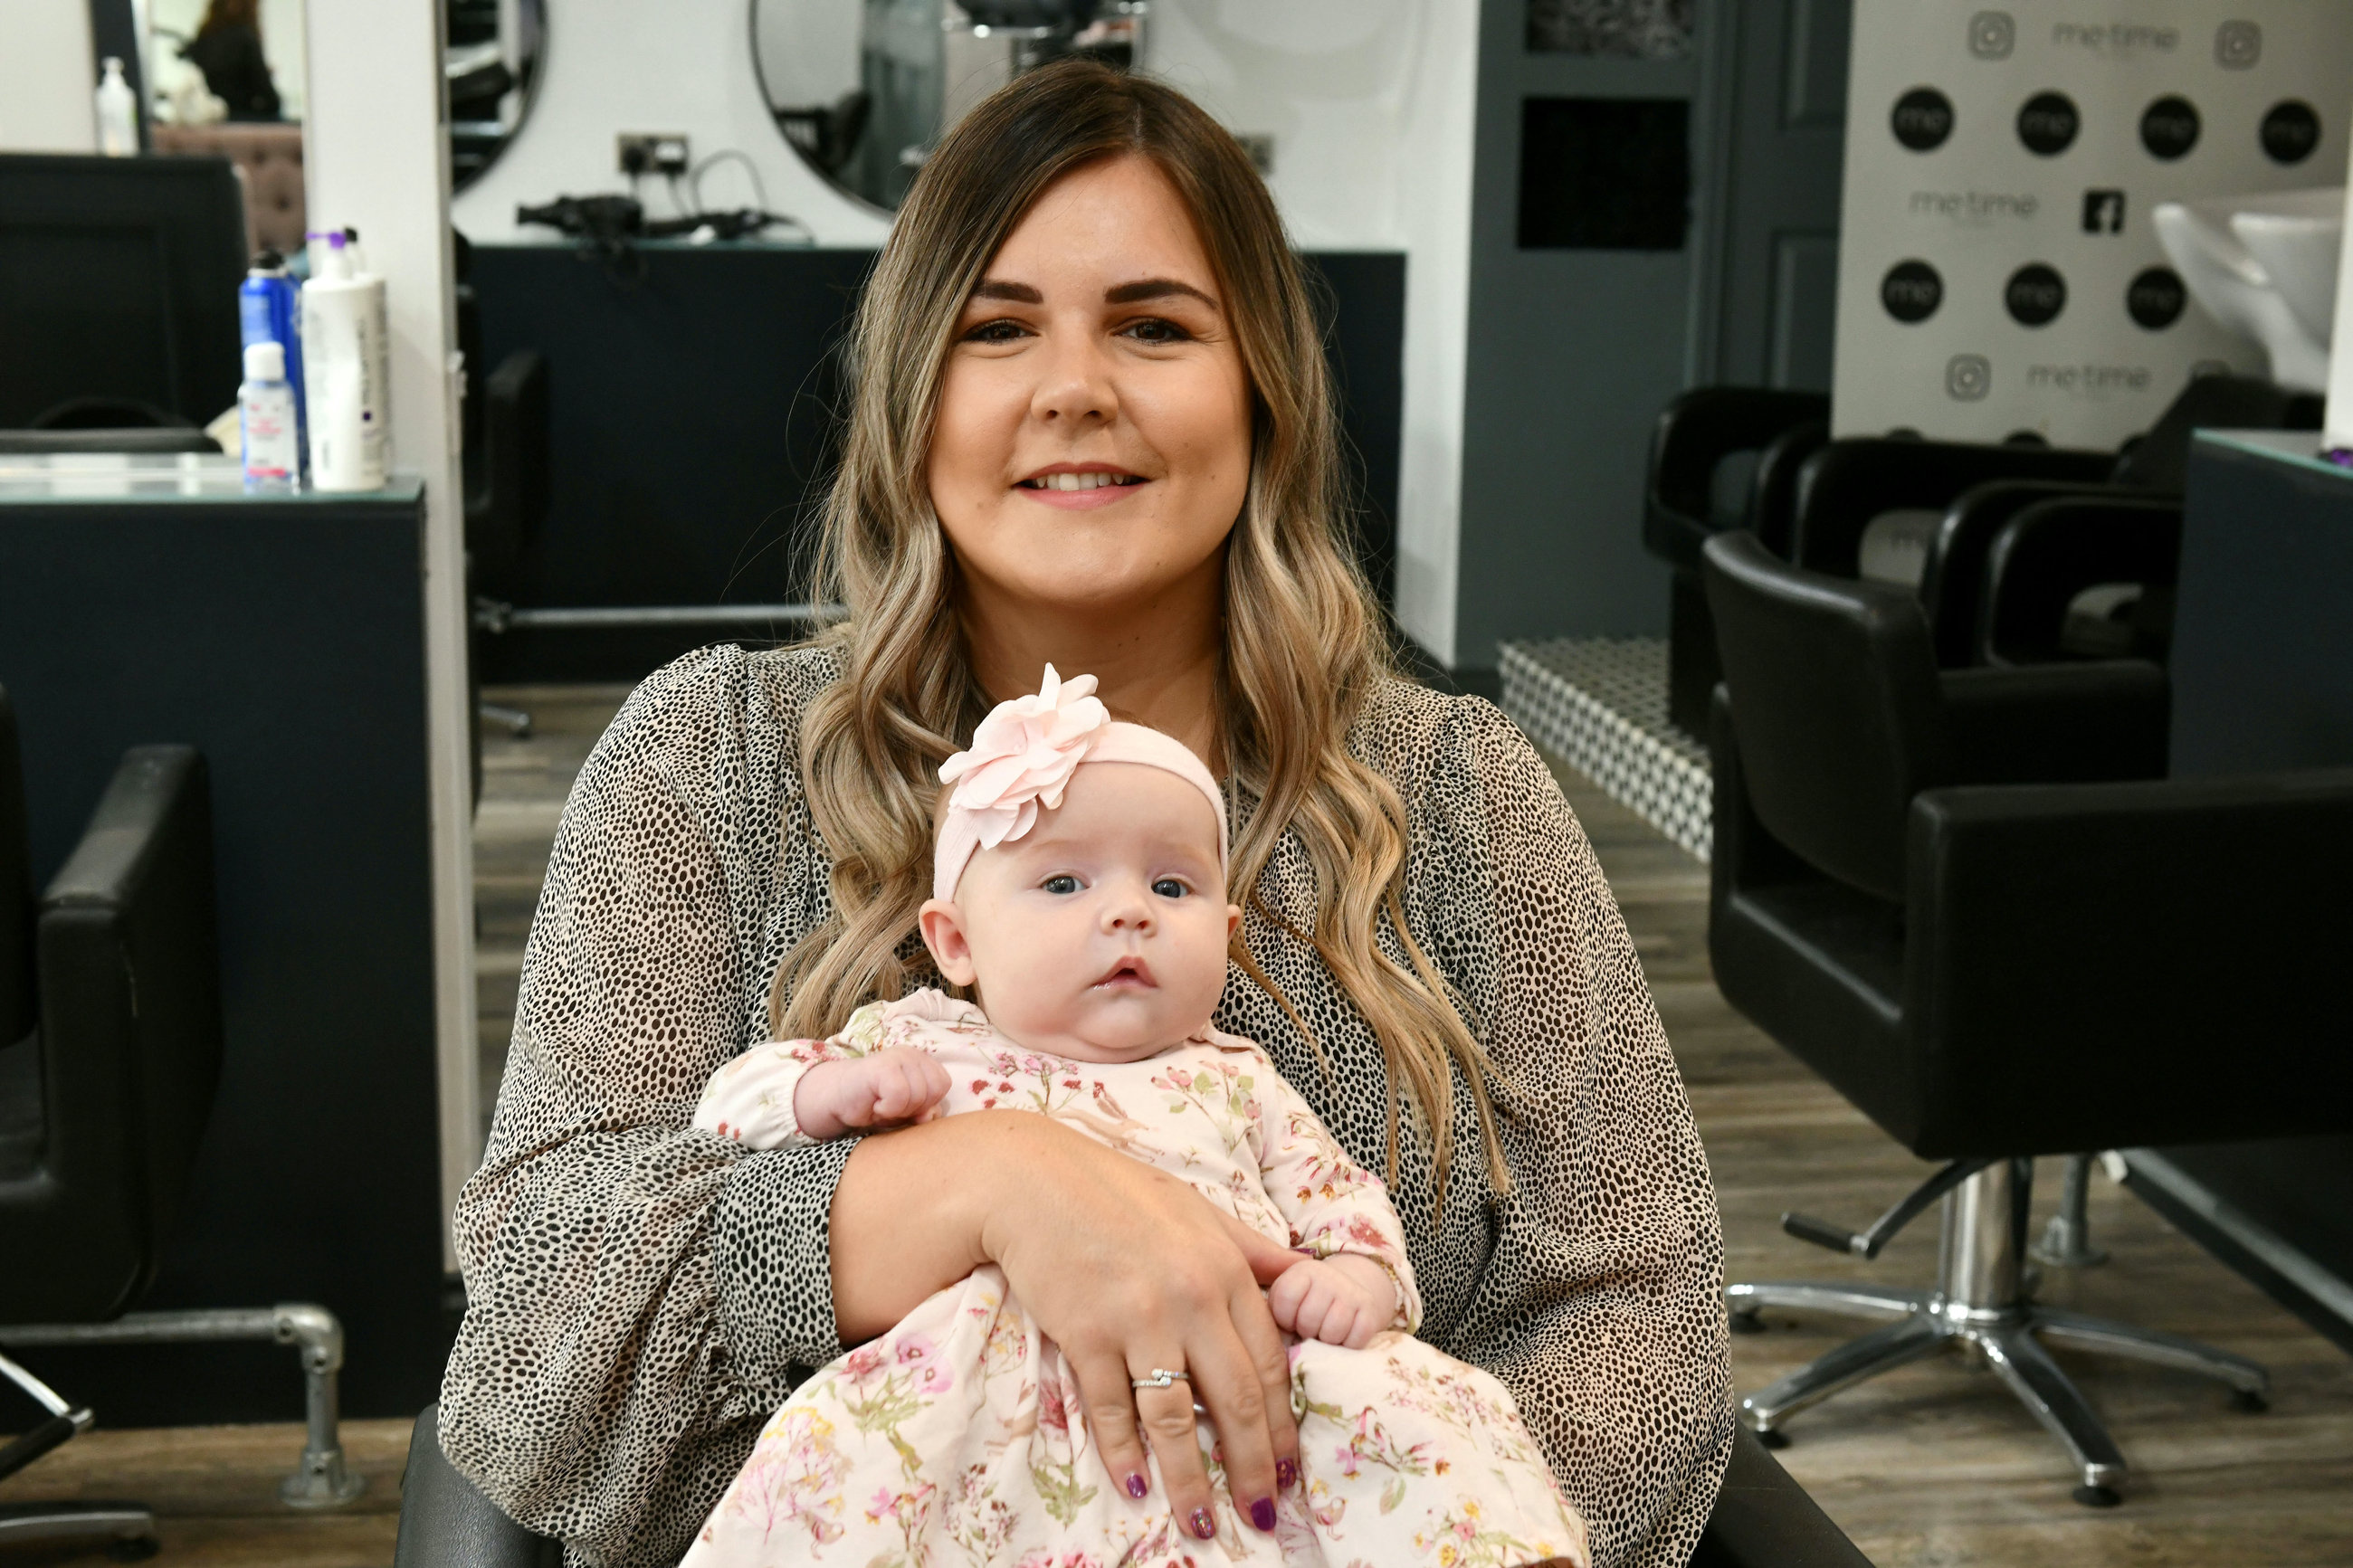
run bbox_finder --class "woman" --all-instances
[441,60,1731,1568]
[181,0,281,121]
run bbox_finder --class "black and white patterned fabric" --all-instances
[439,642,1733,1568]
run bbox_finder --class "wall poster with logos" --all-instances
[1832,1,2353,448]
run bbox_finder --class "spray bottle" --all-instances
[239,249,307,474]
[300,229,390,490]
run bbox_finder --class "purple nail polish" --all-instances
[1125,1472,1148,1500]
[1250,1497,1278,1532]
[1276,1457,1298,1490]
[1189,1507,1215,1540]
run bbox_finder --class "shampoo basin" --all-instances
[2152,187,2343,394]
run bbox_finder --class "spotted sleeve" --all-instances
[437,647,855,1568]
[1408,696,1735,1568]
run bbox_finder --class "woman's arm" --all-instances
[1418,699,1735,1568]
[440,654,853,1568]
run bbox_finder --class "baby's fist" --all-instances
[794,1048,951,1140]
[1266,1254,1395,1349]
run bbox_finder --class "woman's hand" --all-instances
[829,1111,1300,1540]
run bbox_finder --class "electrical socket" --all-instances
[617,133,691,177]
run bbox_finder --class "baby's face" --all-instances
[919,761,1240,1062]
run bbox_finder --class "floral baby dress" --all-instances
[682,990,1589,1568]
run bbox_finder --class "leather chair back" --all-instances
[1703,531,1948,902]
[0,688,30,1043]
[153,122,306,258]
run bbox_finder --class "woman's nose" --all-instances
[1031,331,1118,426]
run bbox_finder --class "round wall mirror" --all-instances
[447,0,548,191]
[753,0,1146,213]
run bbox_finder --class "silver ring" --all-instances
[1131,1367,1189,1391]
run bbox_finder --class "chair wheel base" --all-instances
[1729,1310,1766,1335]
[1754,1427,1789,1449]
[2231,1389,2269,1413]
[2072,1484,2120,1508]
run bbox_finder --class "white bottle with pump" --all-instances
[239,341,300,486]
[300,229,391,490]
[96,58,137,156]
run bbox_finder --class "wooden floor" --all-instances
[8,684,2347,1566]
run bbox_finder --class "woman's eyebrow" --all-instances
[1105,278,1218,309]
[970,279,1043,303]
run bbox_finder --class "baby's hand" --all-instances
[1266,1253,1396,1349]
[792,1049,951,1141]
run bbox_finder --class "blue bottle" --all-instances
[239,250,307,472]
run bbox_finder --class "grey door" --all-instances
[1689,0,1851,390]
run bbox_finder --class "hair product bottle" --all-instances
[239,250,307,474]
[239,341,300,486]
[300,230,390,491]
[95,58,137,156]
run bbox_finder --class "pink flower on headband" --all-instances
[938,664,1110,851]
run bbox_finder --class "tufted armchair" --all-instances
[153,123,305,257]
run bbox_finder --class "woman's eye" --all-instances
[1120,317,1193,345]
[965,318,1030,344]
[1152,878,1188,898]
[1042,874,1081,895]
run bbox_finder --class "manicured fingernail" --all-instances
[1125,1472,1148,1499]
[1250,1497,1278,1531]
[1276,1457,1298,1489]
[1189,1507,1215,1539]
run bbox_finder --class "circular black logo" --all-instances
[2005,263,2066,327]
[1882,260,1944,323]
[2141,96,2201,159]
[2128,267,2186,328]
[1891,87,1956,151]
[2017,91,2080,156]
[2261,100,2321,164]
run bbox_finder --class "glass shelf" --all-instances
[0,451,421,505]
[2196,428,2353,486]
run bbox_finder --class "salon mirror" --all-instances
[753,0,1145,213]
[446,0,548,191]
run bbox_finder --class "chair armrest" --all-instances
[1938,660,2168,785]
[395,1405,563,1568]
[1920,480,2141,667]
[1980,497,2181,667]
[1647,388,1830,569]
[11,746,220,1321]
[1791,441,2114,578]
[1905,769,2353,1155]
[1691,1425,1878,1568]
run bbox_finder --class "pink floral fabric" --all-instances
[683,993,1589,1568]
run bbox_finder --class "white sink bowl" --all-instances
[2153,186,2343,393]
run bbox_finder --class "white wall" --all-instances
[451,0,891,244]
[1,0,99,151]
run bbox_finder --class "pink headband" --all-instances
[933,665,1229,903]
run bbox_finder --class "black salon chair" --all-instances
[1700,529,2353,1503]
[395,1402,1873,1568]
[0,688,217,1558]
[1805,375,2320,668]
[1643,388,1831,736]
[463,348,552,787]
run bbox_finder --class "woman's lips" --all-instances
[1016,480,1153,515]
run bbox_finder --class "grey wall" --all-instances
[1450,0,1699,673]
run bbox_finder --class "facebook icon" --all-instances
[2082,190,2126,233]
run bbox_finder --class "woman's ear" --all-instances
[919,898,980,986]
[1225,902,1243,938]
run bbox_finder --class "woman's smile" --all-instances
[1017,461,1152,510]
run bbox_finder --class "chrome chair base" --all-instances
[1726,1162,2267,1503]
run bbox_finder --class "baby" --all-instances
[683,669,1587,1568]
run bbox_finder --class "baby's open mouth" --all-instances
[1093,955,1157,989]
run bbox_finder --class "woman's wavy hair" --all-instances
[770,58,1507,1207]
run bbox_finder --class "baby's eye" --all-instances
[1042,874,1081,895]
[1152,878,1188,898]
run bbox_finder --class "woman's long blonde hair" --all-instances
[771,59,1507,1207]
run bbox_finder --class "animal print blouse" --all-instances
[439,643,1733,1568]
